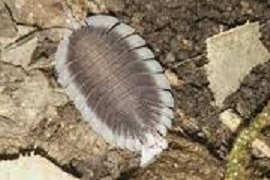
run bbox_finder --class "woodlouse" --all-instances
[55,15,174,166]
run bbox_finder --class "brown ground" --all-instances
[0,0,270,179]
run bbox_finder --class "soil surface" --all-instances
[0,0,270,179]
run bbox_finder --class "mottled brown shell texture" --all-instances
[55,15,174,165]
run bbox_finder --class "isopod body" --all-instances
[55,15,174,166]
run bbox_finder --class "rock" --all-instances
[0,153,79,180]
[2,35,38,69]
[0,1,17,38]
[0,25,35,48]
[0,66,68,135]
[165,69,183,87]
[219,109,242,132]
[5,0,70,28]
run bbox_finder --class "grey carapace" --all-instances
[55,15,174,166]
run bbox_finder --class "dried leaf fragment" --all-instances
[205,22,270,107]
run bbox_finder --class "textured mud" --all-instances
[0,0,270,179]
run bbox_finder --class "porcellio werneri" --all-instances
[55,15,174,166]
